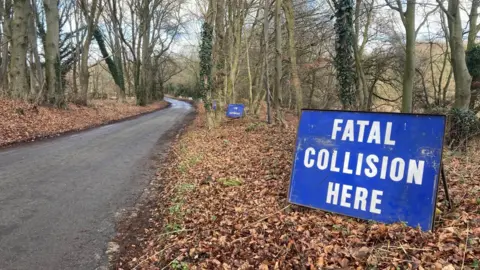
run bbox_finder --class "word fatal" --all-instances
[303,119,427,214]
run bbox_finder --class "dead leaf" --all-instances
[353,246,370,260]
[442,264,455,270]
[259,262,269,270]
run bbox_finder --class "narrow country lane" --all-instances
[0,98,193,270]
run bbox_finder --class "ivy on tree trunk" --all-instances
[199,22,213,110]
[93,27,125,95]
[334,0,357,109]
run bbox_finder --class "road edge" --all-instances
[106,104,197,270]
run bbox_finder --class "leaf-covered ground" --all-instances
[114,107,479,270]
[0,98,169,147]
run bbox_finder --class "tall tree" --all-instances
[274,0,282,122]
[199,0,215,128]
[333,0,356,109]
[78,0,102,105]
[283,0,302,115]
[43,0,63,106]
[214,0,226,123]
[437,0,472,110]
[467,0,479,51]
[263,0,271,123]
[353,0,371,110]
[0,0,11,94]
[385,0,415,113]
[9,0,29,99]
[93,27,125,100]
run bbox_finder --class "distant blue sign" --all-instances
[226,104,244,118]
[288,110,446,231]
[212,100,217,111]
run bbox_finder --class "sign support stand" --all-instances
[441,164,453,210]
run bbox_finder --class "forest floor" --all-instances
[114,105,480,270]
[0,98,169,147]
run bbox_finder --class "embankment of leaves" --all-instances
[115,108,479,270]
[0,98,169,147]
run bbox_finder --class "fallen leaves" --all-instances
[114,106,480,269]
[0,98,169,147]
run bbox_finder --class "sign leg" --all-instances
[441,165,453,210]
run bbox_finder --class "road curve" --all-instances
[0,98,193,270]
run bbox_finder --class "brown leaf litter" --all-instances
[114,106,479,270]
[0,98,169,147]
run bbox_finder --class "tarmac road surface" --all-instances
[0,98,193,270]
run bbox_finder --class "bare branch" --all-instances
[384,0,401,13]
[435,0,454,20]
[415,6,439,38]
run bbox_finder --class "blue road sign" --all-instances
[226,104,245,118]
[288,110,446,231]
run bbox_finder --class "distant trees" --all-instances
[0,0,185,107]
[194,0,479,133]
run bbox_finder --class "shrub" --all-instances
[446,108,480,149]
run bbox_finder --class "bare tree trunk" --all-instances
[246,37,253,109]
[139,0,151,106]
[467,0,479,51]
[439,12,452,107]
[402,0,415,113]
[263,0,271,123]
[282,0,302,115]
[30,0,43,97]
[43,0,63,106]
[9,0,29,100]
[0,0,11,95]
[274,0,283,123]
[78,0,101,105]
[225,0,246,105]
[438,0,472,109]
[27,0,42,101]
[70,2,82,98]
[353,0,372,110]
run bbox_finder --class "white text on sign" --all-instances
[303,119,427,214]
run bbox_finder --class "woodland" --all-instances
[0,0,184,145]
[0,0,183,107]
[168,0,480,146]
[113,0,480,268]
[0,0,479,268]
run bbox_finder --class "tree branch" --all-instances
[374,92,402,102]
[385,0,405,25]
[385,0,401,13]
[435,0,454,20]
[415,6,439,38]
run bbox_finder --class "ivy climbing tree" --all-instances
[467,44,480,112]
[333,0,357,109]
[198,22,214,128]
[93,28,125,98]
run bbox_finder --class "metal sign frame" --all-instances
[287,109,447,231]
